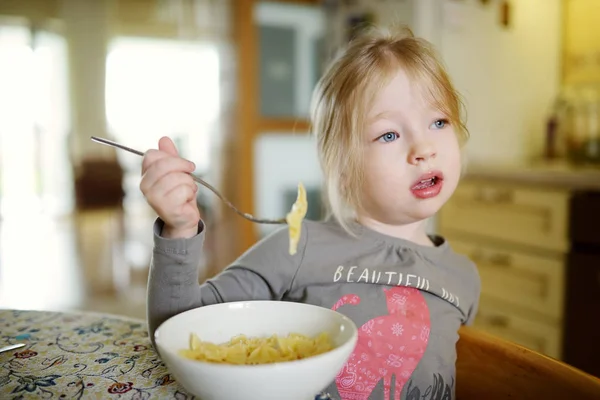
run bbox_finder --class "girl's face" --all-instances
[358,69,462,227]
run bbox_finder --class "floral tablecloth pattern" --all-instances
[0,309,193,399]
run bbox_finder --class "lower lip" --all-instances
[411,178,443,199]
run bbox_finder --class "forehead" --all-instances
[367,68,433,118]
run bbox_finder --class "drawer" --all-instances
[449,237,565,321]
[439,180,570,252]
[473,295,562,359]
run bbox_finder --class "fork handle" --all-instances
[90,136,286,225]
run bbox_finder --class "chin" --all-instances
[380,202,442,225]
[407,193,449,221]
[408,205,441,221]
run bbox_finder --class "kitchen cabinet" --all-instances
[438,164,600,377]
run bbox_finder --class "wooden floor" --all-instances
[0,203,156,320]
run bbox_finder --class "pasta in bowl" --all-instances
[154,301,358,400]
[180,331,334,365]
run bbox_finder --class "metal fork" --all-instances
[90,136,287,225]
[0,343,25,354]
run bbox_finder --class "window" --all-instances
[105,37,220,174]
[0,21,71,218]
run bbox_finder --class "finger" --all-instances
[163,184,198,210]
[143,172,197,207]
[140,156,195,194]
[152,183,198,221]
[157,137,196,171]
[141,149,171,175]
[158,136,179,157]
[151,172,197,199]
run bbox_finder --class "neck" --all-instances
[356,215,434,246]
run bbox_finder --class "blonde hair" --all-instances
[311,25,468,234]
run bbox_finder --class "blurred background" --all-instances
[0,0,599,378]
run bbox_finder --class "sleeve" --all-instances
[146,218,308,346]
[464,261,481,326]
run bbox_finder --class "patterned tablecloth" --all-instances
[0,309,193,399]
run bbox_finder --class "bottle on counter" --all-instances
[544,93,568,161]
[565,86,600,166]
[583,87,600,164]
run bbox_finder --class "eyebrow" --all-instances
[370,108,448,124]
[368,110,400,123]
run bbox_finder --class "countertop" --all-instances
[462,161,600,191]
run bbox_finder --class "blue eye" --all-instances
[431,119,448,129]
[377,132,399,143]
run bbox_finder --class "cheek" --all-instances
[440,135,462,182]
[440,132,461,160]
[364,153,403,184]
[362,156,397,195]
[446,143,461,167]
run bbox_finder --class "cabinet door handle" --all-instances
[474,188,515,204]
[487,315,510,328]
[470,250,484,263]
[470,250,512,268]
[489,253,512,267]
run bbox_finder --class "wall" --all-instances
[433,0,563,165]
[563,0,600,85]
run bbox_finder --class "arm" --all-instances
[146,218,308,345]
[464,262,481,326]
[146,218,210,342]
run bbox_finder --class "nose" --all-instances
[408,140,437,165]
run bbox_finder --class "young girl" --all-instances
[140,25,480,400]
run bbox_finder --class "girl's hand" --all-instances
[140,137,200,239]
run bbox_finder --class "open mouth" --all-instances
[412,176,440,190]
[410,171,444,199]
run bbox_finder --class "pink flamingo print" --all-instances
[331,287,431,400]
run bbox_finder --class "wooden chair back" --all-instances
[456,326,600,399]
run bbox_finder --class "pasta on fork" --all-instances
[286,182,308,255]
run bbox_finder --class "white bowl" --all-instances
[154,300,358,400]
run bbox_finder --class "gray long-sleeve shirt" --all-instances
[147,217,480,400]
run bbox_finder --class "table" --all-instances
[0,309,336,399]
[0,309,194,399]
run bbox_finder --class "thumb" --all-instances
[158,136,179,157]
